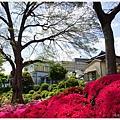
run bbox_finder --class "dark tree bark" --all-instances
[11,49,24,103]
[93,2,120,75]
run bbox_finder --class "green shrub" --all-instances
[59,88,65,92]
[32,91,38,95]
[24,98,29,104]
[4,86,12,92]
[22,71,34,89]
[33,84,40,91]
[29,90,35,94]
[40,90,49,99]
[37,91,41,94]
[78,79,84,88]
[25,85,34,94]
[25,94,32,99]
[0,86,11,94]
[65,78,79,88]
[40,83,49,92]
[55,89,61,95]
[48,84,58,92]
[58,80,65,89]
[48,92,55,97]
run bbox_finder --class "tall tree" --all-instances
[0,2,101,103]
[93,2,120,75]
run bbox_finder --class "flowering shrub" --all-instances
[61,86,83,97]
[83,73,120,104]
[95,80,120,118]
[83,81,95,98]
[1,74,120,118]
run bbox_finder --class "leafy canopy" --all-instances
[48,63,68,81]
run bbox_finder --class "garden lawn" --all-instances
[1,73,120,118]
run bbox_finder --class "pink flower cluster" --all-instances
[1,73,120,118]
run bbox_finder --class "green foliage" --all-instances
[4,86,12,92]
[33,84,40,91]
[78,79,84,88]
[40,90,49,98]
[65,78,79,88]
[0,72,8,87]
[55,89,61,95]
[22,71,34,93]
[0,86,11,94]
[59,88,65,92]
[0,73,84,105]
[40,83,49,92]
[22,71,34,86]
[48,91,55,97]
[48,63,68,82]
[25,94,33,99]
[0,57,5,72]
[24,98,29,104]
[48,84,58,92]
[29,90,35,94]
[58,80,65,89]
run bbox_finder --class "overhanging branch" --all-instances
[22,28,70,50]
[0,16,8,25]
[22,59,51,68]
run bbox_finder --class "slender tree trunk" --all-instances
[11,51,24,104]
[103,24,117,75]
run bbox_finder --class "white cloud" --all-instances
[111,22,120,27]
[93,38,105,55]
[115,37,120,56]
[3,62,12,74]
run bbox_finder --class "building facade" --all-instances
[84,51,120,83]
[25,58,89,84]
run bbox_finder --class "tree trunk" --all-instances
[103,24,117,75]
[93,2,118,75]
[11,52,24,104]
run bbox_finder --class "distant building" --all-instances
[24,63,51,85]
[84,51,120,83]
[25,58,89,84]
[61,58,89,78]
[32,71,51,85]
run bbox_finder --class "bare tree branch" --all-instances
[22,28,70,50]
[1,2,16,53]
[22,59,51,68]
[93,2,120,26]
[110,3,120,20]
[0,48,15,71]
[0,16,8,25]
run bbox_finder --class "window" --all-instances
[88,71,96,81]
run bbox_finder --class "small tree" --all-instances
[49,63,68,83]
[0,72,8,87]
[22,71,34,93]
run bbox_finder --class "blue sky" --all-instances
[2,2,120,74]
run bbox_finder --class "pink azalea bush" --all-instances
[0,73,120,118]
